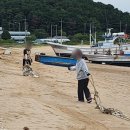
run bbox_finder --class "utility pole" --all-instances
[51,24,53,39]
[94,27,97,45]
[90,23,92,46]
[55,25,58,39]
[120,20,122,32]
[60,19,63,44]
[24,18,27,44]
[125,23,127,33]
[19,22,21,32]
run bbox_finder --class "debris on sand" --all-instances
[0,47,12,55]
[4,48,12,55]
[23,65,39,78]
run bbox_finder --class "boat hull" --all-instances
[87,54,130,66]
[47,42,130,58]
[35,55,77,67]
[48,42,91,59]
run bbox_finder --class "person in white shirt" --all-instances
[68,49,92,103]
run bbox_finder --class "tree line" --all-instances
[0,0,130,40]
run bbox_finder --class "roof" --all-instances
[11,36,25,40]
[53,36,69,39]
[0,31,30,36]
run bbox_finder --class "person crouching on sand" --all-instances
[68,49,92,103]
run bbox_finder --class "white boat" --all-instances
[85,29,130,65]
[87,53,130,65]
[47,42,91,57]
[34,36,70,44]
[47,41,130,57]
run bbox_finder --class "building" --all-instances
[0,27,30,43]
[33,36,70,44]
[52,36,70,43]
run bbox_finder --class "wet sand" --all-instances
[0,46,130,130]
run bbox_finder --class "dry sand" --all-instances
[0,46,130,130]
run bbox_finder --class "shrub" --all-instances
[1,30,11,40]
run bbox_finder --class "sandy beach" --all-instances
[0,46,130,130]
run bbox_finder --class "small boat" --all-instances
[87,53,130,66]
[35,54,77,67]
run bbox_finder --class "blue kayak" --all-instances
[35,55,77,67]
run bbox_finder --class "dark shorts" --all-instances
[23,59,32,66]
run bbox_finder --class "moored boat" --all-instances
[87,53,130,66]
[47,42,91,57]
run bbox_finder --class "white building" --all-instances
[34,36,70,44]
[0,27,30,43]
[52,36,70,43]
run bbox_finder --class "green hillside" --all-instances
[0,0,130,36]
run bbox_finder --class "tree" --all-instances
[58,30,67,36]
[1,30,11,40]
[34,29,49,39]
[26,34,36,43]
[71,33,89,42]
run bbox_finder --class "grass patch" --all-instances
[0,39,49,48]
[0,39,20,48]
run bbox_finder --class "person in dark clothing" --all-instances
[23,44,32,67]
[68,49,92,103]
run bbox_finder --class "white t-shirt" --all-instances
[70,59,89,80]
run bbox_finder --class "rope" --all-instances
[90,75,130,121]
[23,65,39,78]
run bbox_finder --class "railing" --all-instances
[81,45,130,55]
